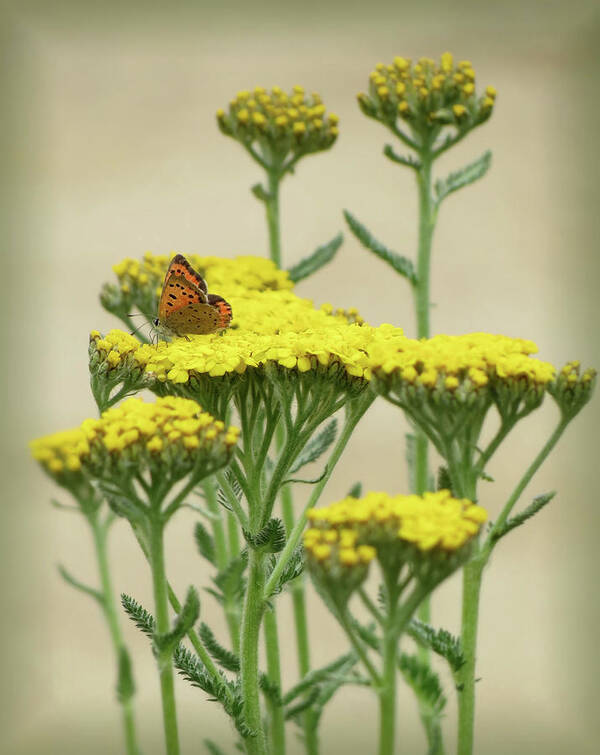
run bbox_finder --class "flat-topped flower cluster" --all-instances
[30,396,238,482]
[305,490,487,557]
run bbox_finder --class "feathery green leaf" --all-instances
[287,233,343,283]
[199,622,240,672]
[290,419,337,473]
[434,150,492,203]
[154,587,200,657]
[491,492,556,543]
[121,593,155,638]
[344,210,417,284]
[283,652,357,704]
[195,522,216,565]
[408,619,465,672]
[398,652,446,715]
[58,565,104,605]
[244,518,286,553]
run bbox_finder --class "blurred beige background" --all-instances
[3,1,599,753]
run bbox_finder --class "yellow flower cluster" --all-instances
[31,396,239,478]
[90,329,142,371]
[369,331,556,391]
[98,256,557,399]
[110,252,292,300]
[93,308,556,397]
[305,490,487,559]
[358,52,495,133]
[217,86,338,164]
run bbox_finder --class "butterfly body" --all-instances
[154,254,232,339]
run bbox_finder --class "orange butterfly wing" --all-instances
[158,254,232,336]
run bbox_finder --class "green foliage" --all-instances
[434,150,492,204]
[408,619,465,673]
[258,672,282,705]
[154,587,201,657]
[265,546,305,595]
[205,553,248,606]
[116,647,136,703]
[216,472,243,514]
[436,465,453,493]
[398,652,446,716]
[290,419,337,473]
[204,740,226,755]
[58,564,104,606]
[383,144,420,169]
[344,210,417,285]
[174,645,254,739]
[287,233,343,283]
[285,686,320,721]
[199,622,240,673]
[346,481,362,498]
[244,518,286,553]
[283,652,357,705]
[195,522,217,566]
[121,593,155,638]
[491,492,556,543]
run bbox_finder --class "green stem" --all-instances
[378,627,398,755]
[378,589,399,755]
[240,548,268,755]
[456,557,484,755]
[456,416,571,755]
[264,392,374,601]
[205,479,241,651]
[148,515,180,755]
[415,151,434,340]
[263,607,286,755]
[265,169,282,266]
[483,416,571,554]
[90,514,140,755]
[282,481,318,755]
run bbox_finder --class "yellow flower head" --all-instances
[305,490,486,600]
[357,51,495,135]
[31,396,238,485]
[217,85,338,168]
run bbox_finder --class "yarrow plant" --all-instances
[31,52,595,755]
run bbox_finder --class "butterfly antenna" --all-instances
[127,313,151,338]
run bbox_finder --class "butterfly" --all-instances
[153,254,233,340]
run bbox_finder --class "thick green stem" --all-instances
[282,483,318,755]
[240,549,268,755]
[378,621,399,755]
[148,515,180,755]
[456,558,484,755]
[90,515,140,755]
[264,607,286,755]
[265,170,282,266]
[456,417,571,754]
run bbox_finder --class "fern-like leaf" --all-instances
[408,619,465,672]
[287,233,343,283]
[434,150,492,203]
[121,593,155,638]
[198,622,240,672]
[491,492,555,543]
[290,419,337,473]
[195,522,216,565]
[344,210,417,285]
